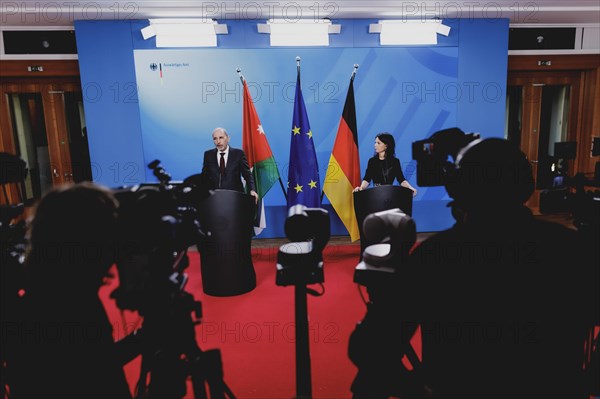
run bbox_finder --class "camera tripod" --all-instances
[276,206,330,399]
[276,242,326,399]
[293,282,317,399]
[134,290,236,399]
[349,287,424,399]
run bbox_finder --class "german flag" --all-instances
[323,75,361,241]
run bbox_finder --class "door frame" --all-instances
[0,59,82,205]
[507,54,600,212]
[507,71,582,209]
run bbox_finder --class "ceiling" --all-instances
[0,0,599,27]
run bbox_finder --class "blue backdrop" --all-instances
[75,18,509,237]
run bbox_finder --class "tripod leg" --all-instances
[148,352,187,399]
[221,382,237,399]
[188,354,209,399]
[188,348,237,399]
[295,284,312,398]
[202,350,226,399]
[135,356,152,399]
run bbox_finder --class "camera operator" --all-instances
[4,182,133,398]
[400,138,599,397]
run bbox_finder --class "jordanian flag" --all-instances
[242,79,280,235]
[323,75,361,241]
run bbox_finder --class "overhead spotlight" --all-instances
[140,18,228,47]
[257,19,341,47]
[369,19,451,45]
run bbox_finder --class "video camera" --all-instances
[110,161,237,399]
[276,205,330,287]
[110,159,209,315]
[0,155,230,398]
[539,139,600,236]
[354,208,416,287]
[412,127,480,187]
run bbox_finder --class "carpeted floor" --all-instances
[100,244,368,399]
[98,213,582,398]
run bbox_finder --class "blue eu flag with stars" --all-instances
[287,70,321,208]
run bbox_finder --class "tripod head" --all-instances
[354,208,416,287]
[276,205,330,287]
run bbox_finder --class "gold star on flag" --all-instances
[306,130,313,139]
[257,125,265,135]
[308,180,317,189]
[292,126,301,135]
[294,183,303,193]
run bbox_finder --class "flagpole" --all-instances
[351,63,359,81]
[278,176,288,200]
[237,67,288,201]
[236,67,245,84]
[292,57,315,399]
[321,64,359,202]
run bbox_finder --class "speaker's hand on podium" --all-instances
[354,181,369,192]
[400,180,418,197]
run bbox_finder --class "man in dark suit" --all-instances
[202,127,258,203]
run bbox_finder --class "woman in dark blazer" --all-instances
[353,132,417,196]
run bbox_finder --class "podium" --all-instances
[353,185,413,256]
[196,189,256,296]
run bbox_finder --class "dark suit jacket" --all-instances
[202,147,255,192]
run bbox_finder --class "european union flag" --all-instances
[287,68,321,208]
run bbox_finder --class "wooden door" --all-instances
[506,71,582,210]
[0,79,91,205]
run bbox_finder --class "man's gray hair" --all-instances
[213,127,228,136]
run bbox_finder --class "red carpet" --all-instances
[98,244,597,399]
[99,244,369,399]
